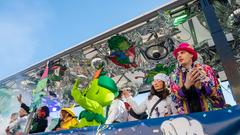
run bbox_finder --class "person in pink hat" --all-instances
[170,43,225,114]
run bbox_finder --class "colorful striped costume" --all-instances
[170,64,225,114]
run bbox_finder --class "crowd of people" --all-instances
[5,42,227,134]
[5,95,49,134]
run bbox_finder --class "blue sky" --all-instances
[0,0,170,80]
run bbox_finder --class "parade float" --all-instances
[0,0,240,134]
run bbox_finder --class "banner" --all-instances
[38,105,240,135]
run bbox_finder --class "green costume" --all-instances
[71,74,118,128]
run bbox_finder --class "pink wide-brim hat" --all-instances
[173,42,198,61]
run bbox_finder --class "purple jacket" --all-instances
[170,64,225,114]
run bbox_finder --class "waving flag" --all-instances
[30,62,49,110]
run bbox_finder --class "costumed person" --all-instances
[123,73,177,119]
[52,106,79,131]
[6,95,30,135]
[105,85,130,124]
[29,106,49,134]
[71,68,119,128]
[170,42,225,114]
[119,85,147,121]
[107,35,137,69]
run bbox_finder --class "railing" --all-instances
[37,105,240,135]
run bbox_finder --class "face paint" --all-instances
[37,108,46,118]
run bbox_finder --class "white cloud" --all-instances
[0,1,52,80]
